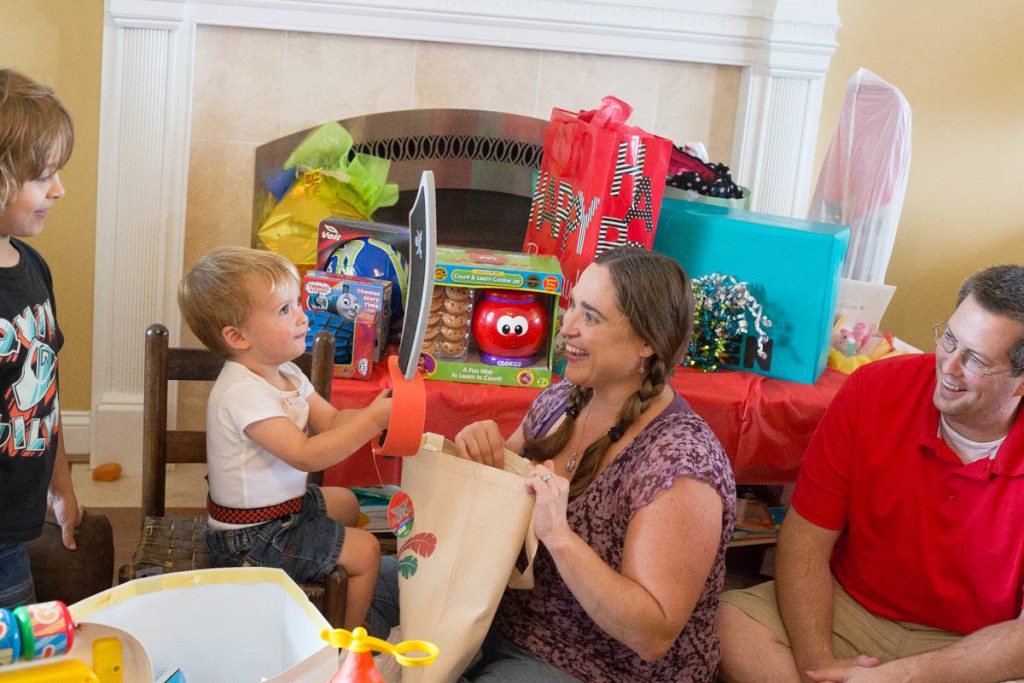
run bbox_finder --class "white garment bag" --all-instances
[809,68,912,283]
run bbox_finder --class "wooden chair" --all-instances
[118,323,348,627]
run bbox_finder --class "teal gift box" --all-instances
[654,199,849,384]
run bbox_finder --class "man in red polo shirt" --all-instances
[717,264,1024,682]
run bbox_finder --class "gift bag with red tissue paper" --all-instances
[523,96,672,302]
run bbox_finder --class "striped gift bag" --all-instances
[523,96,672,303]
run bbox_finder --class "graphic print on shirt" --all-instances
[0,300,59,457]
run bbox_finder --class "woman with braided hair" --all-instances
[453,246,737,681]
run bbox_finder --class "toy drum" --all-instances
[0,607,22,665]
[11,600,74,661]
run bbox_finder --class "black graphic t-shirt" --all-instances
[0,238,63,542]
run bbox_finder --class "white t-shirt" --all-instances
[939,415,1007,465]
[206,360,313,530]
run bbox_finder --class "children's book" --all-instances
[353,485,400,533]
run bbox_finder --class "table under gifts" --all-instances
[324,366,847,487]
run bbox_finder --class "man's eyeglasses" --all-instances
[933,321,1013,377]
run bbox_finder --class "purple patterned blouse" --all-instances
[492,381,736,682]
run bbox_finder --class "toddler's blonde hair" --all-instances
[178,247,300,358]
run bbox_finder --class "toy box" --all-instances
[301,271,392,380]
[654,199,849,384]
[421,246,563,389]
[317,217,410,344]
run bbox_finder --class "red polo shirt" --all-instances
[792,353,1024,635]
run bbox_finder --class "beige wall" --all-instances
[0,0,103,411]
[817,0,1024,351]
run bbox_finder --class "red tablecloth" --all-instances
[325,365,847,487]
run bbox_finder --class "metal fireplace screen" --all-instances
[252,109,547,253]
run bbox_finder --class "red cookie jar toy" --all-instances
[472,290,549,368]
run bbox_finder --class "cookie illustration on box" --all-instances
[472,290,549,368]
[426,286,474,360]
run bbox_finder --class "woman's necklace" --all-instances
[565,406,593,472]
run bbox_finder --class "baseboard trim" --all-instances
[89,401,143,475]
[62,410,91,457]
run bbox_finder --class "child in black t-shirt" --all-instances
[0,69,82,609]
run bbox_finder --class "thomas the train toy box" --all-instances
[301,271,392,380]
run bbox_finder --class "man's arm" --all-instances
[808,618,1024,682]
[46,429,83,550]
[776,508,872,681]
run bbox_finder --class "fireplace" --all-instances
[91,0,840,472]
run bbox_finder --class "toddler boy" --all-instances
[179,246,390,629]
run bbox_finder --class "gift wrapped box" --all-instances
[654,200,849,384]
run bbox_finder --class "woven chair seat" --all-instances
[118,513,344,619]
[119,514,209,582]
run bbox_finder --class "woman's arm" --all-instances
[530,467,723,660]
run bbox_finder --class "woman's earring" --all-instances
[638,358,646,374]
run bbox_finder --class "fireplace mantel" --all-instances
[92,0,839,470]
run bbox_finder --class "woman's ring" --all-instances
[541,473,553,482]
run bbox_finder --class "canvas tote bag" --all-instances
[395,433,537,683]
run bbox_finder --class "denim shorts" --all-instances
[205,484,346,583]
[0,542,35,610]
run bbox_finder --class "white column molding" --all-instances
[734,65,827,217]
[731,0,839,216]
[90,6,192,472]
[91,0,839,473]
[61,411,91,456]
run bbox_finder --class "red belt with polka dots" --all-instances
[206,494,304,525]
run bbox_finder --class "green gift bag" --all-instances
[257,122,398,266]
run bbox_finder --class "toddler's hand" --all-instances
[369,388,392,430]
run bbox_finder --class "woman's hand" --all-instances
[454,420,506,469]
[526,461,572,548]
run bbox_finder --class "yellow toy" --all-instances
[0,638,120,682]
[321,626,437,683]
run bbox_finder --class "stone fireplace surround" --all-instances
[92,0,840,471]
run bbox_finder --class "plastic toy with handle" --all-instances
[371,171,436,457]
[0,627,136,683]
[325,171,436,457]
[322,626,438,683]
